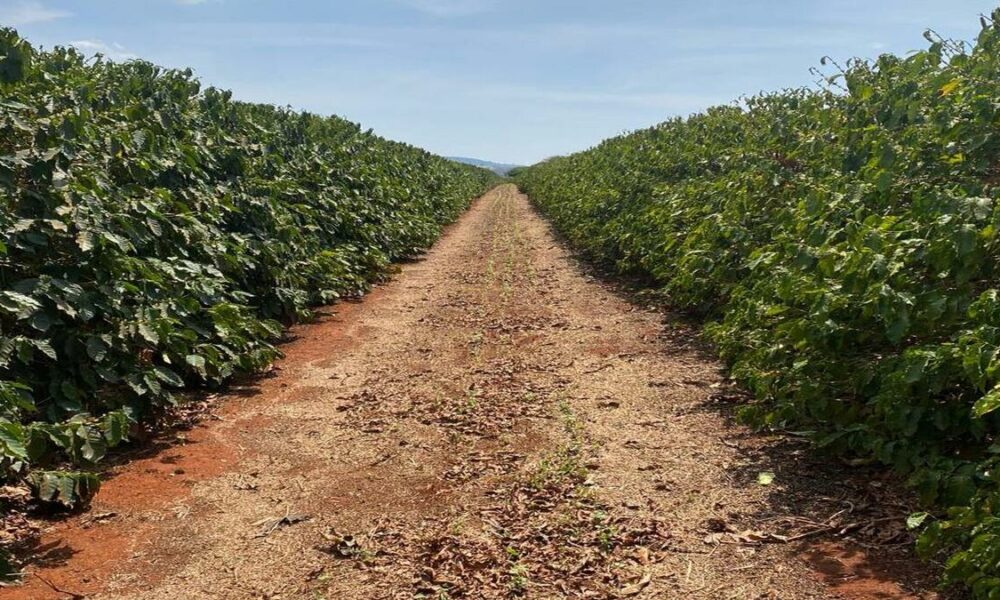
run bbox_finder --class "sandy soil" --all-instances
[1,185,951,599]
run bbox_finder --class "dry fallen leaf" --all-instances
[620,572,652,596]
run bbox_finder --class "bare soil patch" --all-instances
[0,185,950,599]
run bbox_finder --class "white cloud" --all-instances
[396,0,497,18]
[471,84,723,111]
[0,1,71,26]
[69,39,137,61]
[169,22,395,49]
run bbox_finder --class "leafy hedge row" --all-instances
[0,30,496,507]
[516,12,1000,597]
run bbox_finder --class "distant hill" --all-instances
[447,157,521,176]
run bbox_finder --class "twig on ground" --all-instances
[35,573,86,599]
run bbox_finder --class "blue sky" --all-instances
[1,1,997,164]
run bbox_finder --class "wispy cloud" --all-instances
[475,84,724,112]
[168,22,395,49]
[70,39,137,60]
[0,1,71,26]
[395,0,498,18]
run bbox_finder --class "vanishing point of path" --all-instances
[5,186,947,599]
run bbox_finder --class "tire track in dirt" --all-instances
[2,185,945,599]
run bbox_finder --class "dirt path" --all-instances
[4,185,946,599]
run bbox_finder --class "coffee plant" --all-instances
[0,29,496,509]
[516,12,1000,597]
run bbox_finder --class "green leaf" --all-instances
[138,322,160,344]
[939,79,960,95]
[103,412,128,447]
[757,472,775,486]
[972,384,1000,418]
[33,340,57,360]
[153,366,184,388]
[0,421,28,461]
[185,354,207,376]
[907,512,930,530]
[26,471,101,508]
[29,312,53,332]
[885,308,911,345]
[76,230,95,252]
[0,292,41,319]
[86,337,108,362]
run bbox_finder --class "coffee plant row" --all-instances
[0,30,496,509]
[516,11,1000,597]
